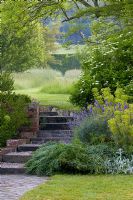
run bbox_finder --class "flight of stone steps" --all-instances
[0,111,73,174]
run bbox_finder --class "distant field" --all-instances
[14,68,80,110]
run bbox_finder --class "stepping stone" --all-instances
[0,108,74,175]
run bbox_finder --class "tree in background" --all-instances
[70,1,133,107]
[1,0,56,73]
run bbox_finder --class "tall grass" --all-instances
[13,68,81,94]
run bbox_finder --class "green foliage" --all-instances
[93,87,129,105]
[30,1,133,26]
[74,115,112,144]
[0,73,31,147]
[1,1,55,72]
[0,92,31,147]
[108,104,133,147]
[70,73,93,107]
[26,142,116,176]
[0,73,14,93]
[72,87,133,148]
[70,29,133,106]
[49,54,80,74]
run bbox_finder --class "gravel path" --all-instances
[0,175,48,200]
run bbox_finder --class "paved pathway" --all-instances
[0,175,48,200]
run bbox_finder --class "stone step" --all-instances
[31,137,72,144]
[0,162,25,174]
[39,112,58,116]
[18,144,41,152]
[39,123,70,130]
[37,130,73,138]
[2,152,32,163]
[39,116,73,123]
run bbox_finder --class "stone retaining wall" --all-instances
[0,102,40,159]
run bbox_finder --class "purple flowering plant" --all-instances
[69,99,129,130]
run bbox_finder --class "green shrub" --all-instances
[74,115,112,144]
[0,92,31,147]
[49,54,80,74]
[70,30,133,106]
[26,142,116,176]
[70,73,93,108]
[0,73,14,93]
[108,104,133,147]
[71,87,132,148]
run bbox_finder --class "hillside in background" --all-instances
[58,19,91,44]
[43,15,91,45]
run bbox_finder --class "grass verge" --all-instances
[14,68,80,110]
[20,175,133,200]
[15,89,77,110]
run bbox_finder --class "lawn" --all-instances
[20,175,133,200]
[14,68,80,110]
[15,88,74,110]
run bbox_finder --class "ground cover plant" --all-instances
[21,175,133,200]
[26,142,133,176]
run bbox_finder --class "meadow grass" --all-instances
[21,175,133,200]
[16,89,74,109]
[14,68,80,109]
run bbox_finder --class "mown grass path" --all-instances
[15,89,76,110]
[21,175,133,200]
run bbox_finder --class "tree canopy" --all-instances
[1,0,56,73]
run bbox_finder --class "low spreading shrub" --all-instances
[73,115,112,144]
[26,142,132,176]
[105,148,133,174]
[26,142,91,176]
